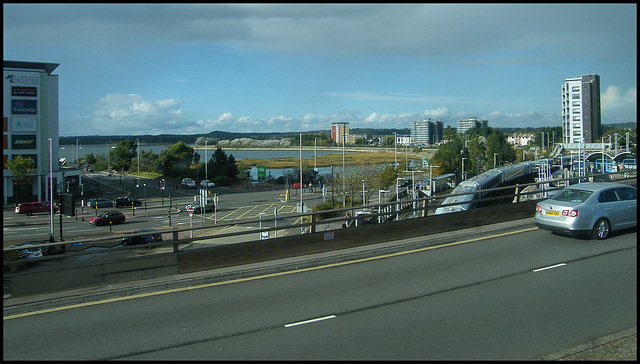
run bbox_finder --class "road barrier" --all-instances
[5,173,636,297]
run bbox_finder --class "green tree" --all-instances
[110,139,137,171]
[84,152,97,165]
[432,126,465,176]
[157,141,196,178]
[5,155,37,203]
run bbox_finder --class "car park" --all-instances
[121,229,163,247]
[89,211,126,226]
[182,178,196,189]
[535,182,637,240]
[87,198,114,208]
[14,201,59,216]
[113,196,142,208]
[200,180,215,188]
[185,198,215,214]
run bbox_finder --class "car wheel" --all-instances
[122,238,129,246]
[592,218,610,240]
[116,204,121,208]
[26,210,33,216]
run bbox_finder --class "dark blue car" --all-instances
[121,229,163,247]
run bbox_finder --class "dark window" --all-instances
[598,189,619,203]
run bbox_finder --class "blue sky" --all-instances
[3,3,637,137]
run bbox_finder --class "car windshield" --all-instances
[550,188,593,203]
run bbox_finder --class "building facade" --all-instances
[562,74,601,144]
[331,122,350,144]
[456,117,487,135]
[411,118,444,146]
[3,60,78,205]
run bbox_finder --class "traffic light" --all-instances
[135,178,140,188]
[160,179,166,190]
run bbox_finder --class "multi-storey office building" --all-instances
[411,118,444,146]
[562,74,601,144]
[456,117,487,135]
[3,60,79,204]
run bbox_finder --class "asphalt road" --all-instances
[3,225,635,360]
[4,172,319,246]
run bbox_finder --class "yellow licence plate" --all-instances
[545,210,560,216]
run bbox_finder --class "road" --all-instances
[4,172,321,246]
[3,225,635,360]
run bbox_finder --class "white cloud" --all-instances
[623,87,636,104]
[602,85,621,109]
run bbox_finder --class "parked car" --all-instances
[182,178,196,189]
[87,198,113,208]
[113,196,142,208]
[535,182,637,240]
[121,229,164,247]
[89,211,126,226]
[185,198,215,214]
[200,180,215,188]
[4,240,65,272]
[14,201,59,216]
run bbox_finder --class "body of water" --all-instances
[59,144,347,162]
[59,144,352,179]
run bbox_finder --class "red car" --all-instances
[14,202,59,216]
[89,211,126,226]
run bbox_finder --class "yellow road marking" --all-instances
[4,227,537,320]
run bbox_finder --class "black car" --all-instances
[121,229,164,247]
[113,196,142,208]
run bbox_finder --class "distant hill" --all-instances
[59,123,635,145]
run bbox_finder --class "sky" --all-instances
[3,3,637,137]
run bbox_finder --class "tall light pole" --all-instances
[205,140,208,184]
[49,138,54,242]
[137,138,140,173]
[462,157,467,181]
[394,132,397,168]
[300,132,303,213]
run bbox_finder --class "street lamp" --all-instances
[378,189,389,223]
[462,157,467,181]
[137,138,140,173]
[49,138,54,242]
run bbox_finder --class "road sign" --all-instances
[187,207,194,214]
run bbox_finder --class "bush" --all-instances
[312,199,341,221]
[212,175,232,186]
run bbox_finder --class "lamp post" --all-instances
[394,132,397,168]
[49,138,54,242]
[378,189,389,223]
[137,138,140,173]
[494,153,498,169]
[396,177,402,220]
[462,157,467,181]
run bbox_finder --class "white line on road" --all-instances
[533,263,567,272]
[284,315,336,328]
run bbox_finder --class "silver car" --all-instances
[535,182,636,239]
[185,198,215,214]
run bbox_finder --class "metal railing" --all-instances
[4,171,636,269]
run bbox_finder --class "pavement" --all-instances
[3,214,636,360]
